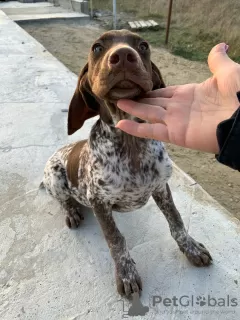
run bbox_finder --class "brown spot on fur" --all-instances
[67,140,87,188]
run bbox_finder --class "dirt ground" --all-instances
[21,21,240,219]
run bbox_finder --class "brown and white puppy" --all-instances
[42,30,212,298]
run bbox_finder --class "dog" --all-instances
[42,30,212,298]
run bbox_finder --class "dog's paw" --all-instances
[180,236,212,266]
[65,207,84,229]
[115,256,142,298]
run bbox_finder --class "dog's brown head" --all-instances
[68,29,165,135]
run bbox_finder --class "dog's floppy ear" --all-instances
[68,63,100,135]
[151,61,165,90]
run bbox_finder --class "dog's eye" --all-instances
[139,42,149,51]
[92,43,104,53]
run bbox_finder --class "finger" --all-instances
[145,86,177,98]
[116,120,169,142]
[208,43,234,74]
[137,97,169,109]
[117,100,167,123]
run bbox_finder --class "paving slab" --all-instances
[0,1,53,9]
[0,10,240,320]
[8,12,88,22]
[2,6,71,15]
[0,1,89,22]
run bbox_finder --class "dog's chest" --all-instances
[90,139,172,210]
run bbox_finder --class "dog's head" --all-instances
[68,29,165,135]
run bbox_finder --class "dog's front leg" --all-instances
[152,184,212,266]
[92,202,142,298]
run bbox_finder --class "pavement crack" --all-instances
[0,188,40,208]
[0,144,60,153]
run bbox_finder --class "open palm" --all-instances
[116,43,240,153]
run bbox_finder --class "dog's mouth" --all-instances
[108,80,143,100]
[94,69,153,101]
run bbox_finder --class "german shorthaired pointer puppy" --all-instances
[42,30,212,298]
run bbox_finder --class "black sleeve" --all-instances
[215,92,240,170]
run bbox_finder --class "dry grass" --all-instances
[92,0,240,62]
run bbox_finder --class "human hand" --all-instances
[116,43,240,153]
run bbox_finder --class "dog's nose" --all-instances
[109,47,137,69]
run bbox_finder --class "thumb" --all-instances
[208,43,233,74]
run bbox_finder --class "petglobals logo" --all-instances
[152,295,238,308]
[119,294,238,318]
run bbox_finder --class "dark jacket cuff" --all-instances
[215,92,240,170]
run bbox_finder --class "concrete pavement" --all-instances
[0,9,239,320]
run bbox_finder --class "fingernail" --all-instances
[225,44,229,52]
